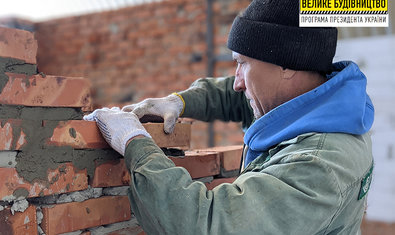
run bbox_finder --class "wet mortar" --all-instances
[12,119,121,184]
[0,56,120,185]
[2,108,180,185]
[12,188,29,199]
[0,104,84,120]
[0,57,37,93]
[0,57,176,194]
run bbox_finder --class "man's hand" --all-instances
[122,93,185,134]
[83,107,151,156]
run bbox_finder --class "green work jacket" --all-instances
[124,76,373,235]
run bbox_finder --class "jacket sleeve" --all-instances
[178,76,254,129]
[125,138,342,235]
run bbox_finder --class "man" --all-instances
[84,0,374,234]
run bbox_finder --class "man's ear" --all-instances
[282,68,297,79]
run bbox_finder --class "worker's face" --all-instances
[232,52,285,119]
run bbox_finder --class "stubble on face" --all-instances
[233,52,279,119]
[248,98,263,119]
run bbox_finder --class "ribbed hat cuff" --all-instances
[227,16,338,72]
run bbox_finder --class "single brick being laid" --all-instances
[46,120,192,149]
[1,119,191,150]
[45,120,110,149]
[143,122,191,149]
[0,26,38,64]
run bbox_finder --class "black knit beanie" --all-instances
[227,0,338,72]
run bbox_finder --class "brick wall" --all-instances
[0,26,240,234]
[33,0,251,149]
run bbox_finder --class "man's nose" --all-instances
[233,73,245,92]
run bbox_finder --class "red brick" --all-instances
[0,163,88,199]
[47,120,109,149]
[0,27,38,64]
[1,120,191,150]
[0,119,27,150]
[144,122,191,149]
[41,196,131,235]
[170,150,220,179]
[0,73,92,111]
[199,145,243,172]
[47,121,191,149]
[91,159,130,187]
[205,177,237,190]
[0,205,37,235]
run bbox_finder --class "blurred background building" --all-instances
[1,0,394,234]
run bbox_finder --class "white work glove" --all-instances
[122,93,185,134]
[83,107,151,156]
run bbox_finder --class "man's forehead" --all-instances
[232,52,255,62]
[232,52,243,60]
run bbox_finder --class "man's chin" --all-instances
[249,100,263,119]
[253,111,263,119]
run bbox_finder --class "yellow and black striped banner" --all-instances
[300,0,388,12]
[299,0,389,27]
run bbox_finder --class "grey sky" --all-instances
[0,0,161,22]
